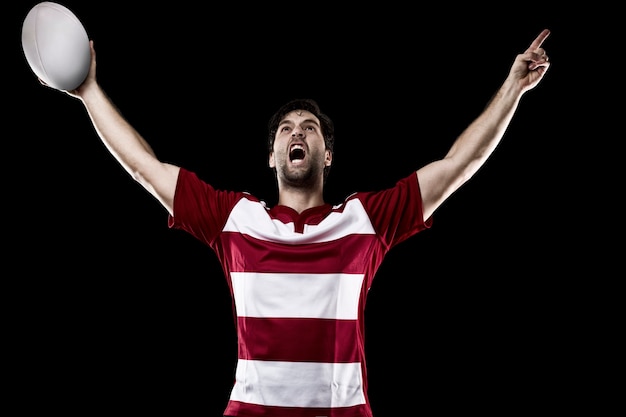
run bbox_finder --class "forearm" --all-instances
[446,78,523,181]
[78,83,158,178]
[76,83,179,214]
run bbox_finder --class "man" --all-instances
[39,28,550,417]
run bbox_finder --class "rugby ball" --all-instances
[21,2,90,91]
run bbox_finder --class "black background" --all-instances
[9,2,614,416]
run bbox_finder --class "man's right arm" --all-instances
[66,41,180,215]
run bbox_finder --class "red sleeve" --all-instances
[356,172,432,249]
[167,168,245,247]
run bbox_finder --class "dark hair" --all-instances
[267,98,335,181]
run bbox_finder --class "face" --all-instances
[269,110,332,188]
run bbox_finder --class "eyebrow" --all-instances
[278,117,320,128]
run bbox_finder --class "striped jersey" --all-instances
[169,168,432,417]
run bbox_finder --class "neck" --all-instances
[276,185,325,214]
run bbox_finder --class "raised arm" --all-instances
[417,29,551,221]
[52,40,180,215]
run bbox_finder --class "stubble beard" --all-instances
[278,161,322,190]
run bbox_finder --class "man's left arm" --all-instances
[417,28,551,221]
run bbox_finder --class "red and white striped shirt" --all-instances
[169,168,431,417]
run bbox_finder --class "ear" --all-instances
[325,150,332,166]
[269,151,275,169]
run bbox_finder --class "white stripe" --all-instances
[223,198,375,244]
[230,359,366,408]
[232,272,364,320]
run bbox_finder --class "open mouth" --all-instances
[289,144,305,162]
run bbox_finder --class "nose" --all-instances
[291,127,304,138]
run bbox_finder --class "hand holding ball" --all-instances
[22,2,90,91]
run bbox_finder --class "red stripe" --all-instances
[238,316,362,363]
[225,401,372,417]
[219,233,384,274]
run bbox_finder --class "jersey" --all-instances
[168,168,432,417]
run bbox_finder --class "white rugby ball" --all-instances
[21,2,90,91]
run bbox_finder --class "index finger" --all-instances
[526,28,551,52]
